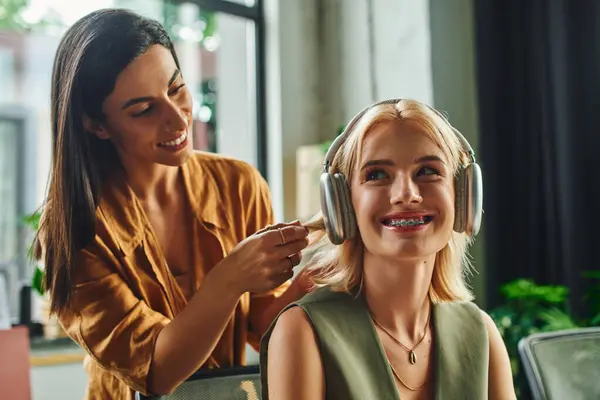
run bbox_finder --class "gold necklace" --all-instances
[388,361,428,391]
[371,305,431,365]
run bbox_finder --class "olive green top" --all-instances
[260,286,489,400]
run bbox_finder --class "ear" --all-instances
[83,114,110,140]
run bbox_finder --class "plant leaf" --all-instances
[32,266,45,296]
[539,308,578,332]
[22,211,41,231]
[582,270,600,280]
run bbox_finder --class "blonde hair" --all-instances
[303,99,475,303]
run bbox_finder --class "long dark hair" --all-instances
[32,8,181,314]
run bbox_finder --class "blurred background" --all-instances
[0,0,599,399]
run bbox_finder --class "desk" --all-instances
[29,336,87,400]
[29,336,85,367]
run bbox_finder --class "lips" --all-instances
[380,212,434,228]
[158,131,187,147]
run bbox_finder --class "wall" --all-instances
[339,0,434,116]
[316,0,434,132]
[429,0,485,306]
[264,0,322,222]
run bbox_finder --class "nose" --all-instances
[164,100,189,132]
[390,174,423,205]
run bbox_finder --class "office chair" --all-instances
[518,327,600,400]
[136,365,261,400]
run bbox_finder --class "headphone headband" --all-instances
[323,98,476,173]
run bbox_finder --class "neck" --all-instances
[120,157,180,204]
[362,252,435,341]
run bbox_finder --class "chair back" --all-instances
[136,365,261,400]
[518,327,600,400]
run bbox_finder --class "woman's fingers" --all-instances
[255,220,300,235]
[260,225,308,247]
[274,253,302,275]
[287,252,302,268]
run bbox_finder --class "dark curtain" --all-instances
[474,1,600,313]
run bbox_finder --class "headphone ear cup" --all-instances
[319,172,356,245]
[453,167,468,234]
[333,173,357,241]
[466,163,483,236]
[453,163,483,236]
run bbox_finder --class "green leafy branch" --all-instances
[22,211,44,296]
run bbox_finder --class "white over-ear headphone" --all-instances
[319,99,483,245]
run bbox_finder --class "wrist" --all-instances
[206,261,244,299]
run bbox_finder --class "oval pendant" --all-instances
[409,351,417,365]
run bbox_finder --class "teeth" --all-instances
[386,217,426,227]
[160,131,187,147]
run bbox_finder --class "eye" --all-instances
[416,166,441,177]
[168,83,186,96]
[132,105,153,118]
[365,168,389,181]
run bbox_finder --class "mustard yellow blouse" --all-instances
[57,152,289,400]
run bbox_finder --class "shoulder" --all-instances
[478,309,506,351]
[297,285,357,307]
[266,286,352,356]
[479,309,496,332]
[270,306,316,347]
[479,308,507,355]
[479,309,517,399]
[266,306,324,398]
[436,300,486,328]
[187,151,269,200]
[187,151,263,184]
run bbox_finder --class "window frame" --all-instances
[0,105,37,323]
[173,0,268,180]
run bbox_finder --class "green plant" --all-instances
[582,270,600,325]
[0,0,32,31]
[319,124,346,154]
[0,0,64,33]
[22,211,44,296]
[489,278,600,397]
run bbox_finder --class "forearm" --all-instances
[148,268,241,395]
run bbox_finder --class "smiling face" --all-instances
[85,44,193,167]
[351,120,455,262]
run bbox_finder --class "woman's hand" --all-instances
[258,221,318,295]
[213,221,309,296]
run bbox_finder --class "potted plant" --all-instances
[23,211,67,339]
[489,277,600,397]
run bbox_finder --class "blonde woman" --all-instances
[260,99,516,399]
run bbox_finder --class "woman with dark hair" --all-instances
[32,8,310,399]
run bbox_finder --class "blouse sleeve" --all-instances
[58,237,170,395]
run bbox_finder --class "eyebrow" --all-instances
[359,159,395,172]
[359,155,445,172]
[415,155,446,164]
[121,69,181,110]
